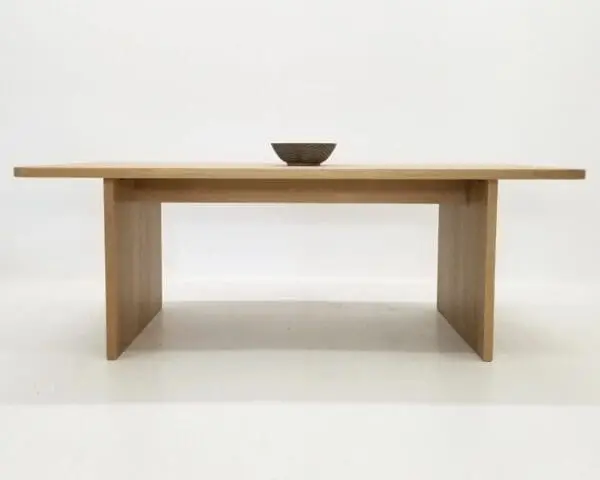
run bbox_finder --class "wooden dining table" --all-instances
[13,163,586,361]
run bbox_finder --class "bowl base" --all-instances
[284,161,326,167]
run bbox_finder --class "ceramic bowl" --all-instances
[271,143,336,166]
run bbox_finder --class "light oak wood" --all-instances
[13,163,586,180]
[104,179,163,360]
[12,162,586,361]
[437,180,498,361]
[128,179,469,204]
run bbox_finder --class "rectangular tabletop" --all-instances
[13,163,586,180]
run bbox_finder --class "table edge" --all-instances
[13,165,587,181]
[13,165,586,180]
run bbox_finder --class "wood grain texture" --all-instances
[13,163,586,180]
[13,163,586,361]
[104,179,162,360]
[437,180,498,361]
[128,179,469,204]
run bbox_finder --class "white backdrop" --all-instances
[1,0,598,293]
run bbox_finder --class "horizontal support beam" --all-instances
[125,179,469,204]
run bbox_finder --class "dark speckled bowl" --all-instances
[271,143,336,166]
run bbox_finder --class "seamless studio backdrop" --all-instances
[1,2,600,479]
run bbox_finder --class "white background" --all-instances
[1,1,600,479]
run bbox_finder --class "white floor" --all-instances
[1,279,599,479]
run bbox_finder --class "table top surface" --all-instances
[13,163,586,180]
